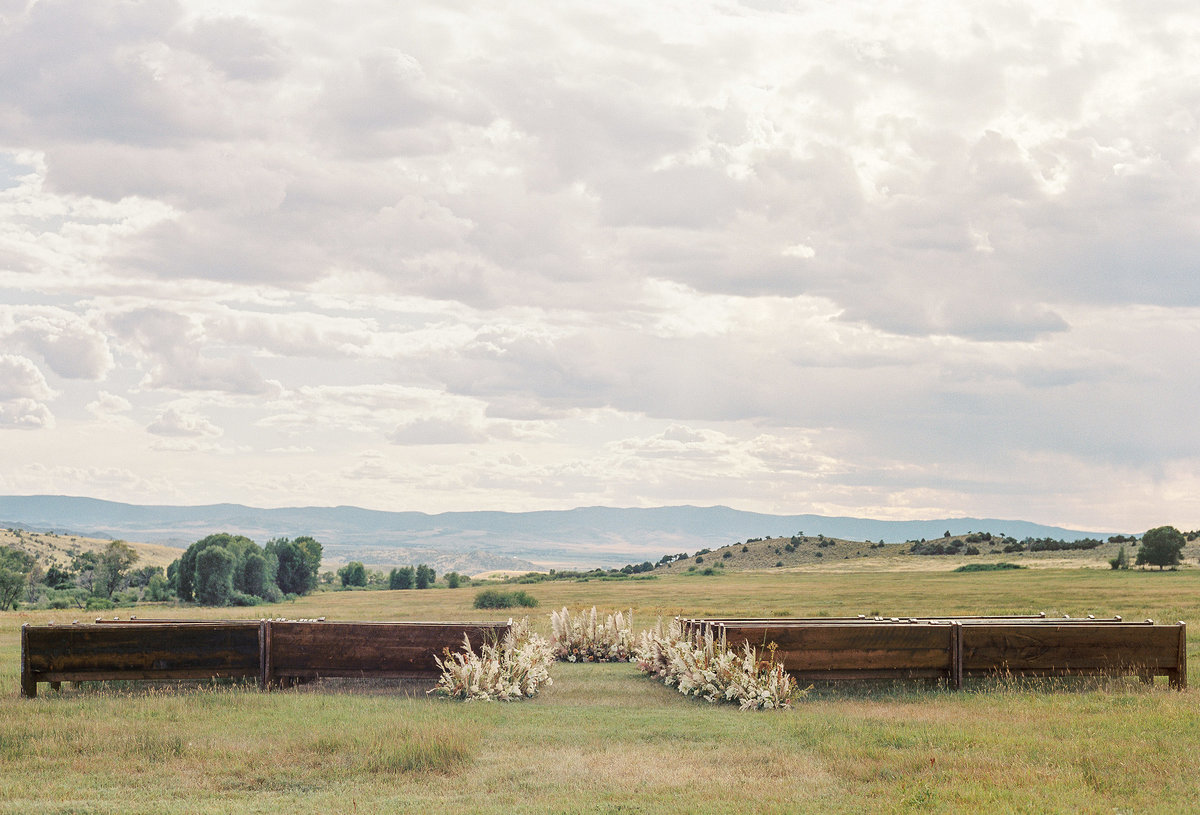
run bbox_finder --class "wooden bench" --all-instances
[264,621,511,686]
[20,619,512,698]
[20,621,262,698]
[692,618,1187,690]
[679,614,1062,638]
[961,622,1187,689]
[713,621,962,684]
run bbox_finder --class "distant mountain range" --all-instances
[0,495,1119,570]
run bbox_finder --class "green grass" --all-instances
[2,568,1199,813]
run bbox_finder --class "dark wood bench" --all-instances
[714,621,962,684]
[20,619,512,697]
[692,618,1187,690]
[961,622,1187,689]
[264,621,511,686]
[21,621,262,698]
[679,614,1062,638]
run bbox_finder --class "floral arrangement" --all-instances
[431,618,554,701]
[550,606,635,662]
[633,618,801,710]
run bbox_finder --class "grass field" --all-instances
[3,568,1199,813]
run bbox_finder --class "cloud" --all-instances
[390,417,488,446]
[147,405,223,438]
[0,354,55,401]
[176,16,286,82]
[86,391,132,418]
[106,306,276,395]
[0,0,224,146]
[2,306,114,379]
[0,398,55,429]
[0,353,56,428]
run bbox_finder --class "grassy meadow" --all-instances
[3,567,1199,813]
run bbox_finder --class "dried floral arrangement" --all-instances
[633,618,801,710]
[550,606,634,662]
[431,618,554,701]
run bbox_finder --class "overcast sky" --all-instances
[1,0,1197,532]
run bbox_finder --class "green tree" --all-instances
[94,541,139,598]
[294,536,324,589]
[71,550,100,594]
[176,534,261,601]
[415,563,435,589]
[0,545,34,609]
[338,561,367,587]
[195,546,235,605]
[44,564,74,589]
[445,571,463,588]
[128,565,163,588]
[239,552,269,598]
[389,566,414,590]
[1136,526,1185,570]
[267,537,322,596]
[145,571,171,602]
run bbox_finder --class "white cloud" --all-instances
[0,354,51,399]
[390,417,488,446]
[86,391,132,418]
[1,306,114,379]
[147,405,223,438]
[0,398,55,429]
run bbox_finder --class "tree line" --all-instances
[0,530,326,610]
[171,533,323,606]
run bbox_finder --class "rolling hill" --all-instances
[0,495,1119,569]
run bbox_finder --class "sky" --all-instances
[0,0,1198,532]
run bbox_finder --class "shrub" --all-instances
[550,607,633,662]
[1110,545,1129,570]
[633,619,800,710]
[953,562,1025,572]
[431,618,553,701]
[473,589,539,609]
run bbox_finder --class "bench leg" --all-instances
[20,625,36,698]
